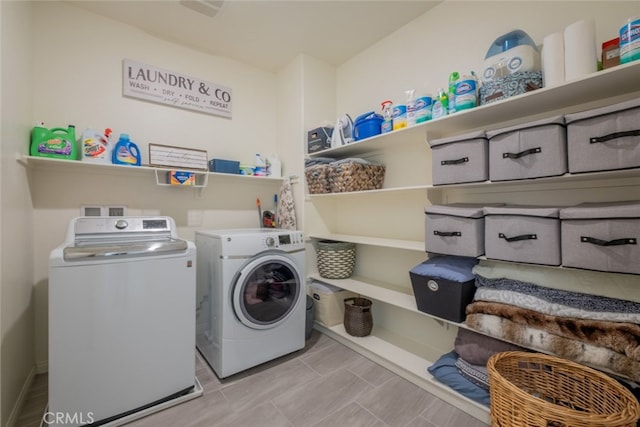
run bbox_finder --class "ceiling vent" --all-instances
[179,0,225,18]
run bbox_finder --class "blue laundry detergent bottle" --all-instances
[112,133,141,166]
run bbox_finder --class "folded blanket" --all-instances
[473,287,640,324]
[475,275,640,314]
[467,300,640,361]
[455,357,489,391]
[466,313,640,382]
[473,260,640,303]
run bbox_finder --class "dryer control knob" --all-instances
[265,237,276,247]
[115,219,128,230]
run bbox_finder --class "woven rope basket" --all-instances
[329,162,385,193]
[343,297,373,337]
[305,164,332,194]
[487,351,640,427]
[316,240,356,279]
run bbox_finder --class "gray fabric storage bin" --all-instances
[487,115,567,181]
[429,130,489,185]
[565,98,640,174]
[484,205,561,266]
[560,201,640,274]
[425,204,491,257]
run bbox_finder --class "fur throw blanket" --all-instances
[466,313,640,382]
[466,301,640,362]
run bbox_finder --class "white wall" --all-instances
[1,1,36,425]
[337,1,637,118]
[30,1,283,369]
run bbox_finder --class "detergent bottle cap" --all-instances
[119,133,130,141]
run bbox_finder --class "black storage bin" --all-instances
[409,256,477,323]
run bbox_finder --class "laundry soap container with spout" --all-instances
[112,134,141,166]
[30,124,79,160]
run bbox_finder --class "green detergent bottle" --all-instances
[30,124,78,160]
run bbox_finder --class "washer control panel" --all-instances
[263,230,304,250]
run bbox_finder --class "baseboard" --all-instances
[5,366,36,427]
[35,360,48,375]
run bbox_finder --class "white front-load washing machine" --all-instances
[195,228,306,378]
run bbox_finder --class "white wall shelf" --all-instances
[314,322,491,424]
[309,234,424,252]
[18,155,284,185]
[305,62,640,423]
[309,61,640,160]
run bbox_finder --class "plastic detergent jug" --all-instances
[82,128,112,163]
[30,124,78,160]
[266,154,282,178]
[112,134,141,166]
[381,100,393,134]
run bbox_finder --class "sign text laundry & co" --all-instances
[123,59,232,118]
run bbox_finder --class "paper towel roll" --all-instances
[542,32,565,87]
[564,19,597,81]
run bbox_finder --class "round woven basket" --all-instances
[487,351,640,427]
[316,240,356,279]
[343,297,373,337]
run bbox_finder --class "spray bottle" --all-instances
[381,100,393,134]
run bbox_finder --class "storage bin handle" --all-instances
[498,232,537,242]
[581,236,637,246]
[502,147,541,159]
[441,157,469,165]
[434,230,461,237]
[590,130,640,144]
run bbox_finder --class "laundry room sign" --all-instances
[123,59,232,118]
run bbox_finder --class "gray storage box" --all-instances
[560,201,640,274]
[565,98,640,174]
[484,205,561,266]
[487,115,567,181]
[425,204,490,257]
[429,130,489,185]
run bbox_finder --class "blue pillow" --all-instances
[427,351,491,406]
[410,256,477,283]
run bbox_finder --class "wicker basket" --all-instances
[344,297,373,337]
[487,351,640,427]
[329,162,385,193]
[305,164,332,194]
[316,240,356,279]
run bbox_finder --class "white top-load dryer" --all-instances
[195,228,305,378]
[49,216,198,426]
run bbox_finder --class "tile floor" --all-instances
[16,331,488,427]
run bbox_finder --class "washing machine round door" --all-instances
[232,253,302,330]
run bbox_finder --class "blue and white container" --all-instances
[392,104,407,130]
[620,16,640,64]
[414,96,433,124]
[454,75,478,112]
